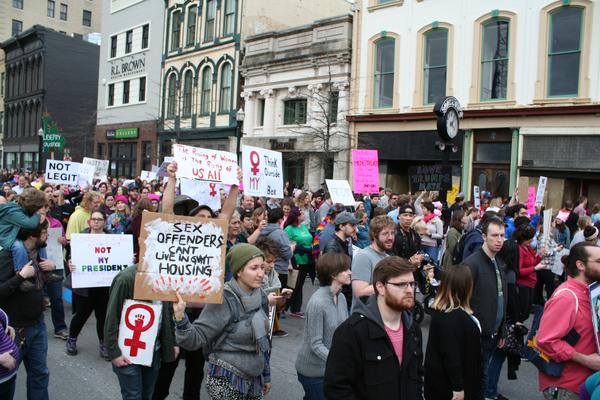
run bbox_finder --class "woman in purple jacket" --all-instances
[0,307,20,399]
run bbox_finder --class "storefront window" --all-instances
[109,143,137,178]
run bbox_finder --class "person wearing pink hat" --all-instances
[106,195,131,234]
[147,193,161,212]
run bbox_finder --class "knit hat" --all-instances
[114,195,129,205]
[147,193,161,201]
[584,226,599,242]
[227,243,264,276]
[399,204,415,215]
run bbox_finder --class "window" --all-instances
[142,24,149,49]
[125,30,133,53]
[328,91,339,123]
[373,38,394,108]
[423,29,448,105]
[142,141,152,171]
[97,143,104,159]
[200,67,211,116]
[481,19,509,101]
[0,112,4,134]
[60,3,67,20]
[171,11,181,50]
[257,98,265,126]
[167,74,177,118]
[548,7,583,97]
[204,0,216,42]
[13,0,23,9]
[123,80,130,104]
[284,99,307,125]
[223,0,236,36]
[182,71,193,117]
[47,0,55,17]
[219,63,232,113]
[110,35,117,58]
[186,6,197,46]
[108,83,115,106]
[12,20,22,37]
[139,77,146,102]
[0,72,4,96]
[82,10,91,26]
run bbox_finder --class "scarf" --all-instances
[424,213,436,224]
[226,279,270,354]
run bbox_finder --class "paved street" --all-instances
[17,281,540,399]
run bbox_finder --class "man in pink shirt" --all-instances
[537,242,600,399]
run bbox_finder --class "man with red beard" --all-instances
[324,256,424,400]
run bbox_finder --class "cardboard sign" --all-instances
[45,160,80,185]
[157,157,175,178]
[180,178,222,211]
[242,145,283,198]
[542,208,553,244]
[535,176,548,207]
[473,186,481,209]
[46,227,64,270]
[78,163,96,188]
[408,165,452,192]
[173,144,238,185]
[325,179,355,206]
[118,299,162,366]
[134,212,227,303]
[589,282,600,353]
[447,184,459,205]
[71,234,134,288]
[140,170,157,182]
[82,157,109,181]
[351,150,379,194]
[527,186,536,216]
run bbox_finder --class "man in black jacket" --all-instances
[324,256,424,400]
[461,216,508,400]
[392,204,424,266]
[324,211,358,257]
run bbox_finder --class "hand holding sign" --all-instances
[117,300,162,366]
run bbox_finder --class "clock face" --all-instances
[446,109,458,138]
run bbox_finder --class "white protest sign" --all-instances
[46,227,64,270]
[173,144,239,184]
[71,234,134,288]
[473,186,481,209]
[242,145,283,198]
[83,157,109,181]
[157,157,175,178]
[535,176,548,207]
[542,209,553,244]
[45,160,80,185]
[118,299,162,366]
[140,170,157,182]
[180,178,222,211]
[326,179,356,206]
[77,163,96,188]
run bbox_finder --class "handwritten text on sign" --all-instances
[408,165,452,192]
[83,157,109,181]
[118,300,162,367]
[71,234,134,288]
[352,150,379,194]
[242,145,283,198]
[134,212,227,303]
[173,144,238,184]
[45,160,80,185]
[325,179,356,206]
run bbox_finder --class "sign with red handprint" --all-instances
[118,299,163,366]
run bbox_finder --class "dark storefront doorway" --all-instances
[472,129,512,198]
[109,143,137,178]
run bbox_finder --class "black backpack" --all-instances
[451,233,467,265]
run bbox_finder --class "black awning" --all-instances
[357,130,463,161]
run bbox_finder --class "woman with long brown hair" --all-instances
[425,265,482,400]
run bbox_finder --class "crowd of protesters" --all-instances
[0,165,600,400]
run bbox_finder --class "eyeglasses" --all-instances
[90,218,105,222]
[385,280,416,290]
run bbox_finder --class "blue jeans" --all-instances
[422,245,439,263]
[21,319,49,400]
[485,347,506,398]
[479,335,500,400]
[297,373,325,400]
[45,270,67,333]
[112,350,161,400]
[0,375,16,400]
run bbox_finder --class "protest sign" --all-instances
[45,160,80,185]
[157,157,175,178]
[351,150,379,194]
[140,170,157,182]
[180,178,222,211]
[134,212,227,303]
[590,282,600,353]
[527,186,536,215]
[46,227,64,270]
[542,209,553,244]
[173,144,238,184]
[325,179,356,206]
[82,157,109,181]
[71,234,134,288]
[535,176,548,207]
[473,186,480,209]
[447,184,459,205]
[118,299,162,366]
[408,165,452,192]
[242,145,283,198]
[77,163,96,188]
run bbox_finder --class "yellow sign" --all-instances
[447,184,459,204]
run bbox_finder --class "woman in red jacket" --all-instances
[514,224,547,322]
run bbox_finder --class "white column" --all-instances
[261,89,275,135]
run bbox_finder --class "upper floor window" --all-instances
[182,70,193,117]
[142,24,149,49]
[167,74,177,118]
[200,67,212,116]
[257,98,265,126]
[60,3,67,20]
[108,83,115,106]
[481,19,509,101]
[373,37,394,109]
[47,0,55,17]
[204,0,216,42]
[125,30,133,53]
[219,63,232,113]
[110,35,117,58]
[13,0,23,10]
[548,6,583,97]
[139,77,146,102]
[171,11,182,51]
[186,6,197,46]
[223,0,236,36]
[83,10,92,27]
[329,91,339,123]
[284,99,307,125]
[423,28,448,105]
[12,20,22,37]
[123,80,130,104]
[0,72,4,96]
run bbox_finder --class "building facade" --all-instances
[94,0,165,177]
[349,0,600,208]
[158,0,351,161]
[1,26,99,169]
[241,15,352,190]
[0,0,102,167]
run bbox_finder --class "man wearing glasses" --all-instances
[324,256,424,400]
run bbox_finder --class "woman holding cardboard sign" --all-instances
[173,243,272,400]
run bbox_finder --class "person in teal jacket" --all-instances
[0,188,46,252]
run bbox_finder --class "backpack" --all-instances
[202,289,269,360]
[451,232,467,265]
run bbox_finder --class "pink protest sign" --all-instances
[352,150,379,194]
[527,186,536,215]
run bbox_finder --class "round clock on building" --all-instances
[434,96,463,142]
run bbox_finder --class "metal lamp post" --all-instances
[235,108,245,162]
[38,128,44,171]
